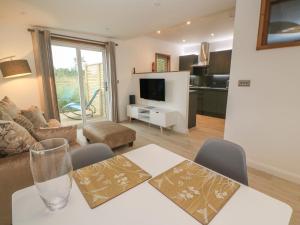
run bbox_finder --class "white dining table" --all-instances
[12,144,292,225]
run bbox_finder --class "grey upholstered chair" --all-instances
[71,143,114,170]
[194,138,248,185]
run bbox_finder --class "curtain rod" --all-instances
[27,28,118,46]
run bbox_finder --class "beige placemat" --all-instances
[149,160,240,225]
[73,155,152,208]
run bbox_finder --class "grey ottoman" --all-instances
[83,121,136,149]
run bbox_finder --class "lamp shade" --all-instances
[0,60,31,78]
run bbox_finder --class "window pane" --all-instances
[156,54,169,72]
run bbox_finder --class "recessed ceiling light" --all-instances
[186,21,191,25]
[156,30,161,34]
[182,39,186,43]
[211,33,215,37]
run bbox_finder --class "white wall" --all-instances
[131,72,190,133]
[116,36,183,121]
[225,0,300,183]
[182,39,233,55]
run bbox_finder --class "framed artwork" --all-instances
[257,0,300,50]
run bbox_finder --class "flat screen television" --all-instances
[140,78,165,101]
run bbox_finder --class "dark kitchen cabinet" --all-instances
[216,91,228,115]
[203,91,218,113]
[209,50,232,74]
[179,55,198,71]
[197,90,204,113]
[193,89,228,118]
[188,91,198,128]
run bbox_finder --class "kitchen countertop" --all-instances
[189,86,228,91]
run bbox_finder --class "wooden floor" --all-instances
[78,115,300,225]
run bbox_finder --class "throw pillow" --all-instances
[0,110,13,121]
[21,106,48,128]
[0,120,37,157]
[0,96,20,119]
[47,119,61,128]
[14,114,35,136]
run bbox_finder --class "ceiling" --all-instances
[0,0,236,40]
[149,9,236,45]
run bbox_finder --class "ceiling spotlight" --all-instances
[156,30,161,34]
[211,33,215,37]
[182,39,186,43]
[186,21,191,25]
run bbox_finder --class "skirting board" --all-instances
[247,158,300,185]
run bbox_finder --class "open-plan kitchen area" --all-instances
[183,43,231,133]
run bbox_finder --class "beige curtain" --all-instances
[106,41,119,122]
[31,29,60,121]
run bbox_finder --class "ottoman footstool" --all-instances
[83,121,136,149]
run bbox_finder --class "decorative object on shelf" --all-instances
[152,62,155,72]
[30,138,73,211]
[0,56,31,78]
[149,160,240,225]
[132,67,136,74]
[257,0,300,50]
[73,155,151,208]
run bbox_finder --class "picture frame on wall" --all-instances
[257,0,300,50]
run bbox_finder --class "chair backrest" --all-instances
[86,89,100,108]
[71,143,114,170]
[194,138,248,185]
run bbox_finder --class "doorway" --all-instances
[51,41,109,127]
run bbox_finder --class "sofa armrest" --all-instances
[34,125,77,144]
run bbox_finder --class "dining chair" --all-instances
[71,143,114,170]
[194,138,248,185]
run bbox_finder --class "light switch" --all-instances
[238,80,251,87]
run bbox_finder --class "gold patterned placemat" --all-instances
[73,155,152,208]
[149,160,240,225]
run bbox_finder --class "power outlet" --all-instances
[238,80,251,87]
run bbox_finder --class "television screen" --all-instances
[140,79,165,101]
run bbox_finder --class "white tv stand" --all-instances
[127,104,177,133]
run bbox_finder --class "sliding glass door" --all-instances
[51,41,109,126]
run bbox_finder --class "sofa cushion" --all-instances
[21,106,47,128]
[34,125,77,144]
[0,96,20,119]
[0,120,37,157]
